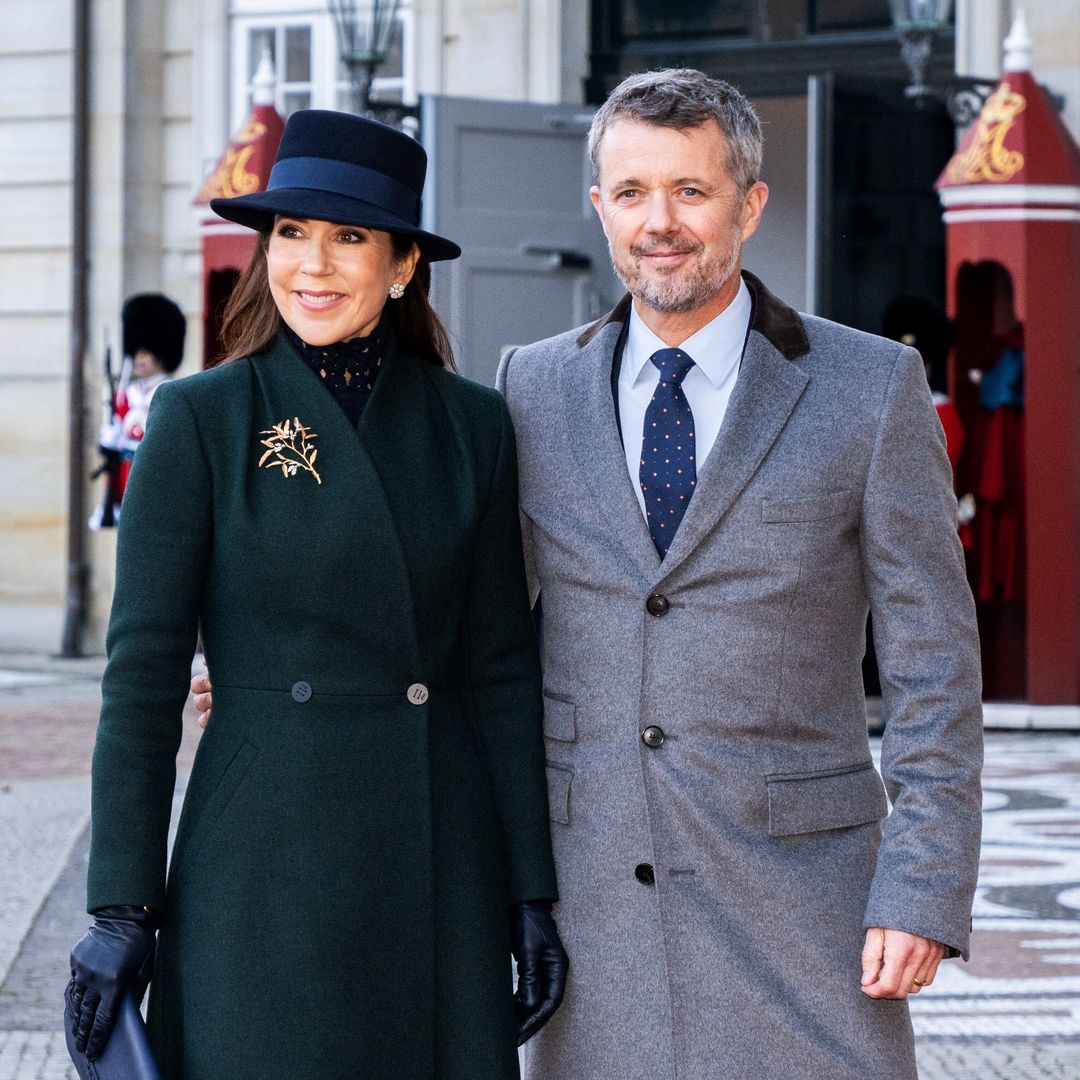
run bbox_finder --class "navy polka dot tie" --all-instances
[640,348,697,558]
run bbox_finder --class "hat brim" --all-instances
[210,188,461,262]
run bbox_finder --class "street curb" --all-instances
[0,812,90,988]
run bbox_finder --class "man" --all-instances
[495,69,981,1079]
[196,70,982,1078]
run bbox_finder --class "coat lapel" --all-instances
[251,333,422,667]
[354,340,458,666]
[657,326,809,577]
[559,272,812,584]
[354,335,436,516]
[561,303,662,582]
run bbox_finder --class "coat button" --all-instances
[291,681,312,703]
[641,725,665,748]
[645,593,669,617]
[407,683,429,705]
[635,863,655,886]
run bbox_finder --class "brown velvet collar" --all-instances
[575,270,810,361]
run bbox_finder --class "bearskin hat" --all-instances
[882,296,953,393]
[122,293,186,373]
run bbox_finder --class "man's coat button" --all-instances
[291,681,312,703]
[407,683,429,705]
[635,863,656,885]
[641,725,665,748]
[646,593,670,617]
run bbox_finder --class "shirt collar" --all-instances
[622,277,752,390]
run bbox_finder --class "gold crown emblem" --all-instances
[981,84,1027,125]
[945,83,1026,185]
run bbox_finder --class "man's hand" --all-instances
[860,927,945,999]
[190,670,213,728]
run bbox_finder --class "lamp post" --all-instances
[890,0,999,126]
[889,0,954,102]
[328,0,402,121]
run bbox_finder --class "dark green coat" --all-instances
[88,333,558,1080]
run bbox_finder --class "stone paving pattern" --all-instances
[2,654,1080,1077]
[909,734,1080,1076]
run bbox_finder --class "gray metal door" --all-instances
[421,95,619,386]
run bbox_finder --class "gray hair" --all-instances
[587,69,764,195]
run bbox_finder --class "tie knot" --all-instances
[650,348,695,385]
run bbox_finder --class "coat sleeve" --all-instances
[87,380,212,913]
[463,397,558,905]
[496,346,540,606]
[859,345,983,959]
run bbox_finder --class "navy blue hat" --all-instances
[211,110,461,262]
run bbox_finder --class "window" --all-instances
[597,1,907,47]
[241,22,315,118]
[812,1,893,32]
[230,3,414,129]
[589,0,944,105]
[617,0,751,40]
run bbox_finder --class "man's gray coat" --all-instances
[497,273,983,1080]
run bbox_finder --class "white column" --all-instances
[954,0,1008,79]
[414,0,582,103]
[1022,0,1080,144]
[193,0,231,193]
[558,0,589,105]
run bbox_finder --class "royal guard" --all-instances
[90,293,186,529]
[882,296,964,472]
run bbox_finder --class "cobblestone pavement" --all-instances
[3,654,1080,1077]
[0,655,197,1080]
[908,734,1080,1077]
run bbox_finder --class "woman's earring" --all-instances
[389,282,406,300]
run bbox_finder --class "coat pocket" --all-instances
[180,738,261,863]
[545,763,573,825]
[765,760,887,837]
[542,694,576,742]
[761,490,854,523]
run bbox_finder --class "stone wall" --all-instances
[0,1,77,650]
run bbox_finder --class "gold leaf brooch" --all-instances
[258,417,322,484]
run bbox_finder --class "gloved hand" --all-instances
[511,900,569,1046]
[65,905,158,1061]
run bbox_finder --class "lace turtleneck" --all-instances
[283,318,391,427]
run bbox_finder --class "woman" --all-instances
[66,109,567,1080]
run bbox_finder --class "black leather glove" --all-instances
[65,905,158,1061]
[511,900,569,1046]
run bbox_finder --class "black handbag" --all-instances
[65,993,163,1080]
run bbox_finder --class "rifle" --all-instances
[89,333,132,530]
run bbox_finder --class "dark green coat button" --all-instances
[291,681,312,703]
[641,725,665,748]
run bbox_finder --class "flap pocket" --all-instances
[766,761,887,837]
[543,694,576,742]
[761,490,853,523]
[172,737,260,880]
[189,739,260,849]
[545,763,573,825]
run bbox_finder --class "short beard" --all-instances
[612,225,743,314]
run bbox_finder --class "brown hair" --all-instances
[215,228,456,370]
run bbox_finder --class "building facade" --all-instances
[1,0,1077,654]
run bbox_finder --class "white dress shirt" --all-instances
[619,278,752,521]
